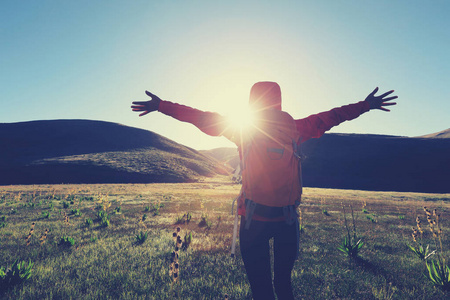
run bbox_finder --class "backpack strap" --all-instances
[244,199,257,229]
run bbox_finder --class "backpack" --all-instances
[238,109,302,229]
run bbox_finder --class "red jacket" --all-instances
[158,99,370,217]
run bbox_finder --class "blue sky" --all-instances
[2,0,449,150]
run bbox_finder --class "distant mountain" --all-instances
[0,120,229,185]
[199,147,239,171]
[300,133,449,193]
[2,121,449,193]
[416,128,450,139]
[201,131,450,193]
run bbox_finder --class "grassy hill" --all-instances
[300,132,450,193]
[199,147,239,171]
[0,120,229,185]
[201,130,450,193]
[416,128,450,139]
[2,120,448,192]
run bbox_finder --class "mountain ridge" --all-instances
[0,119,230,184]
[1,120,448,192]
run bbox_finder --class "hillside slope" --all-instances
[416,128,450,139]
[199,147,239,171]
[0,120,229,184]
[300,133,450,193]
[203,131,450,193]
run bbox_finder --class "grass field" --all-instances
[1,176,450,299]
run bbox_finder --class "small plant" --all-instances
[96,210,106,220]
[320,197,329,216]
[206,220,213,229]
[0,259,34,294]
[186,212,192,224]
[41,211,50,219]
[149,203,161,216]
[199,213,210,227]
[366,215,376,223]
[62,201,70,209]
[362,209,368,214]
[338,236,364,258]
[338,204,364,258]
[142,214,147,222]
[144,206,150,212]
[97,193,111,212]
[409,216,435,261]
[361,200,367,212]
[181,231,193,251]
[408,243,435,261]
[114,206,121,214]
[135,231,148,245]
[71,209,82,216]
[85,218,93,227]
[0,222,6,229]
[100,217,110,228]
[423,207,450,290]
[58,236,75,247]
[426,260,450,291]
[175,214,185,224]
[96,210,110,227]
[298,208,305,233]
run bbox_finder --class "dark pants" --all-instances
[240,216,299,300]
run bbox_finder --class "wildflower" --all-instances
[40,228,49,245]
[416,216,423,234]
[412,227,418,242]
[26,222,36,246]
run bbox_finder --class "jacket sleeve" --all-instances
[158,100,237,141]
[295,100,370,142]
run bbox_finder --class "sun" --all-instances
[224,106,256,132]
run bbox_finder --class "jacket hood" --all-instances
[249,81,282,111]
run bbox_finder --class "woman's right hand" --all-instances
[365,87,397,112]
[131,91,162,117]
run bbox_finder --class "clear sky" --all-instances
[2,0,449,150]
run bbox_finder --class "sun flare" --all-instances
[225,106,256,131]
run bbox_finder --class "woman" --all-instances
[131,82,397,299]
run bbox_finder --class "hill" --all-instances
[2,121,448,192]
[199,147,239,171]
[416,128,450,139]
[300,132,450,193]
[0,120,229,185]
[205,130,450,193]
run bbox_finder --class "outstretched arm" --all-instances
[131,90,234,139]
[296,88,398,142]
